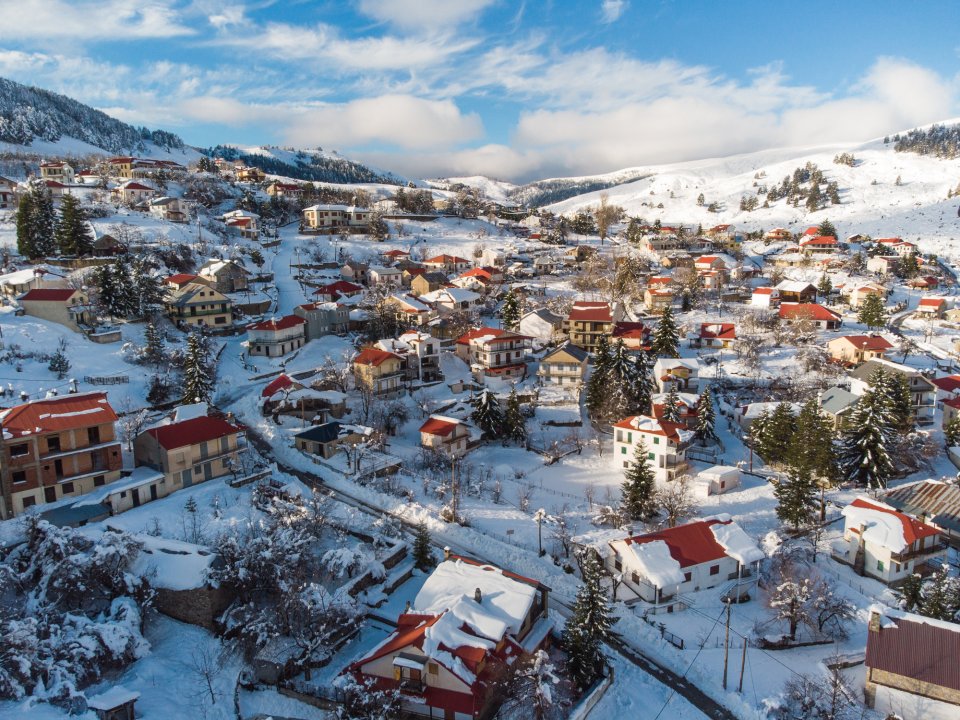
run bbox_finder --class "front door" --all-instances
[203,462,212,481]
[132,489,141,508]
[44,486,56,503]
[150,484,158,501]
[182,468,193,487]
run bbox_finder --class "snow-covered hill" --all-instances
[542,134,960,254]
[207,143,404,186]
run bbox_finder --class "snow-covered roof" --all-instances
[620,539,685,587]
[73,467,165,507]
[173,402,209,422]
[709,519,765,565]
[86,686,140,710]
[130,535,217,591]
[842,497,941,553]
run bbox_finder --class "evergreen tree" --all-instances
[650,305,680,357]
[629,350,653,415]
[857,292,887,330]
[29,183,56,257]
[143,322,165,368]
[501,290,521,331]
[504,387,527,445]
[47,338,71,380]
[606,339,636,419]
[563,551,611,691]
[411,520,434,571]
[816,272,832,297]
[470,389,504,439]
[661,385,682,423]
[816,219,837,238]
[774,466,818,530]
[887,373,914,434]
[787,399,836,480]
[837,389,895,489]
[898,573,923,612]
[694,387,718,445]
[15,190,35,258]
[54,194,93,256]
[183,333,213,404]
[945,414,960,448]
[586,335,612,419]
[93,260,120,318]
[918,564,960,622]
[754,403,796,466]
[621,441,657,521]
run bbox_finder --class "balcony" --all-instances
[890,538,949,563]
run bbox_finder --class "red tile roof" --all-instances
[261,373,296,398]
[699,322,736,340]
[932,375,960,393]
[248,315,305,332]
[166,273,198,287]
[568,302,613,322]
[419,417,460,436]
[119,182,154,191]
[20,288,78,302]
[612,321,649,340]
[1,392,117,437]
[866,610,960,693]
[778,303,841,322]
[919,297,946,308]
[800,235,837,246]
[456,327,530,345]
[848,497,941,545]
[425,254,469,265]
[835,335,893,352]
[315,280,362,298]
[612,415,687,442]
[624,519,736,568]
[647,276,673,286]
[354,347,401,367]
[753,287,774,295]
[145,415,242,450]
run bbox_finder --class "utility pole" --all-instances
[738,638,747,693]
[722,599,731,690]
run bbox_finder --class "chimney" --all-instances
[443,546,451,561]
[868,610,881,633]
[474,587,482,604]
[404,601,411,614]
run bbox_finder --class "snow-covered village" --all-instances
[2,3,960,720]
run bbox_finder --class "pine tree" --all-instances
[694,387,718,445]
[47,338,71,380]
[411,520,434,571]
[15,191,35,258]
[650,305,680,357]
[143,322,165,368]
[755,403,796,466]
[93,261,119,318]
[816,273,832,297]
[816,219,837,238]
[945,414,960,448]
[606,339,636,419]
[501,290,521,331]
[29,184,56,257]
[586,335,612,419]
[787,399,836,480]
[661,385,682,423]
[504,387,527,445]
[774,466,818,530]
[183,333,213,404]
[837,389,895,489]
[130,258,165,319]
[471,389,504,439]
[857,292,887,330]
[563,551,611,690]
[54,194,93,256]
[898,573,923,612]
[918,564,959,621]
[621,441,657,521]
[887,373,914,434]
[629,350,653,415]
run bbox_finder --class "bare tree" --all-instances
[116,398,149,451]
[594,192,623,244]
[184,640,226,708]
[317,354,352,393]
[657,475,695,528]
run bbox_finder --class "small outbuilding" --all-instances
[693,465,741,497]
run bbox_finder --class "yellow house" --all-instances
[165,281,232,329]
[644,288,675,314]
[538,343,589,386]
[827,335,894,365]
[353,347,405,396]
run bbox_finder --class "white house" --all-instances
[750,287,779,308]
[419,287,483,313]
[693,465,741,497]
[419,415,470,457]
[368,266,403,287]
[612,415,693,482]
[832,497,947,585]
[607,516,763,611]
[247,315,307,357]
[652,357,700,393]
[518,308,564,347]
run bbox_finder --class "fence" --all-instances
[84,375,129,385]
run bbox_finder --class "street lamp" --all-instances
[534,508,547,556]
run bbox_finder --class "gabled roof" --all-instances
[165,273,198,287]
[294,421,343,444]
[542,342,589,363]
[842,497,941,551]
[261,373,297,398]
[568,301,613,322]
[612,414,689,442]
[145,415,242,450]
[419,415,462,437]
[832,334,893,352]
[799,235,837,246]
[612,321,650,340]
[20,288,78,302]
[820,386,859,415]
[424,254,469,264]
[775,280,817,293]
[354,347,402,367]
[0,392,117,437]
[932,375,960,393]
[116,181,154,191]
[456,327,530,345]
[867,609,960,693]
[883,480,960,535]
[315,280,363,297]
[699,322,736,340]
[918,297,946,308]
[778,303,841,322]
[616,517,763,570]
[248,315,305,332]
[849,357,932,384]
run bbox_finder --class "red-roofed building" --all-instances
[247,315,306,357]
[110,180,156,204]
[799,235,839,253]
[778,302,842,330]
[165,273,201,289]
[313,280,363,302]
[612,321,651,350]
[764,228,792,241]
[419,415,470,457]
[692,322,736,349]
[134,414,244,495]
[651,392,699,430]
[827,334,894,365]
[835,497,946,585]
[353,347,405,396]
[265,181,302,198]
[750,286,779,308]
[423,254,471,274]
[607,518,762,608]
[346,553,551,720]
[0,392,123,518]
[613,414,691,482]
[20,287,94,332]
[455,327,530,383]
[932,374,960,405]
[565,301,616,351]
[39,160,74,184]
[917,297,947,318]
[261,373,297,399]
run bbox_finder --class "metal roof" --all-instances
[883,480,960,535]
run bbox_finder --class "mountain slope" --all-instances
[207,144,404,186]
[0,76,189,157]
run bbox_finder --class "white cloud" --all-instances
[283,95,483,150]
[600,0,628,23]
[356,0,496,31]
[0,1,195,41]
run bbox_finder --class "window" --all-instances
[683,572,691,583]
[653,436,659,444]
[621,446,627,455]
[877,560,885,572]
[22,495,36,509]
[614,558,622,571]
[11,471,26,484]
[631,572,640,584]
[9,443,28,457]
[61,482,74,494]
[709,565,720,576]
[623,461,629,469]
[94,475,105,487]
[648,452,655,460]
[88,427,101,445]
[428,662,438,675]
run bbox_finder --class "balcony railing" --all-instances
[890,538,949,563]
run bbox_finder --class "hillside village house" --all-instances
[247,315,306,357]
[882,480,960,548]
[916,297,947,318]
[110,180,156,204]
[644,287,675,313]
[613,415,692,482]
[827,334,894,365]
[651,391,699,430]
[819,386,860,430]
[353,347,405,397]
[411,271,451,296]
[376,330,442,383]
[455,327,531,383]
[301,204,371,231]
[39,161,75,184]
[0,392,123,519]
[798,235,839,253]
[221,209,260,239]
[134,414,245,494]
[340,261,369,284]
[864,608,960,720]
[106,156,184,179]
[419,415,470,458]
[346,554,551,720]
[653,357,700,393]
[565,301,616,352]
[0,175,16,208]
[198,259,250,294]
[750,287,779,308]
[612,321,651,351]
[538,343,589,387]
[775,280,817,303]
[867,255,900,275]
[518,308,565,347]
[606,518,763,610]
[691,322,736,349]
[419,287,483,314]
[778,303,842,330]
[833,497,947,585]
[0,266,64,298]
[19,288,95,332]
[876,237,919,256]
[165,282,233,328]
[385,294,434,326]
[235,166,265,182]
[314,280,363,302]
[368,266,403,287]
[266,181,303,199]
[423,254,471,274]
[148,196,190,223]
[294,302,349,340]
[849,358,936,424]
[294,422,368,460]
[639,234,684,255]
[764,227,792,241]
[843,282,887,309]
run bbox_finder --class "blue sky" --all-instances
[0,0,957,181]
